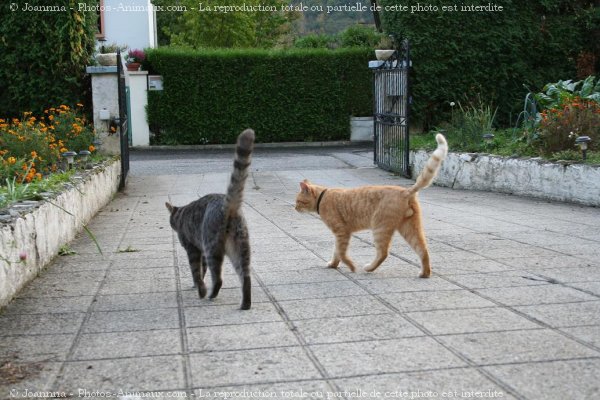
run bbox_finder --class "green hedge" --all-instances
[380,0,598,128]
[146,48,372,144]
[0,0,98,117]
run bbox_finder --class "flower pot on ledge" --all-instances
[126,62,141,71]
[96,53,117,66]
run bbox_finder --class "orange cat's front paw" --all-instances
[419,271,431,278]
[327,261,339,269]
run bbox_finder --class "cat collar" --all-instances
[316,189,327,215]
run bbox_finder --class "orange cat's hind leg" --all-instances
[364,228,394,272]
[398,217,431,278]
[333,232,356,272]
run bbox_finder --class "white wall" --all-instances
[102,0,157,51]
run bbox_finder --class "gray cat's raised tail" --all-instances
[225,129,255,218]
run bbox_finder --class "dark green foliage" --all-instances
[339,25,384,48]
[293,34,337,49]
[0,0,98,117]
[380,0,597,128]
[146,48,372,145]
[292,25,384,49]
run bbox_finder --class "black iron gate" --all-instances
[373,39,411,177]
[116,49,130,190]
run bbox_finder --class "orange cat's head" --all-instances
[295,180,317,213]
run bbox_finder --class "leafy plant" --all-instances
[534,76,600,110]
[444,97,498,151]
[58,244,77,256]
[99,42,128,54]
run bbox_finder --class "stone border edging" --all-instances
[411,150,600,207]
[0,159,121,308]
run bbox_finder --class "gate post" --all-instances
[86,66,122,155]
[127,71,150,147]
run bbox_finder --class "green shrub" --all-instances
[339,25,383,48]
[444,97,498,151]
[0,0,98,117]
[293,34,337,49]
[146,48,373,144]
[536,98,600,154]
[380,0,596,129]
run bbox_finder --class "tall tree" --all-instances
[154,0,297,48]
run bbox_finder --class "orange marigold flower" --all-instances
[76,103,84,107]
[48,115,54,121]
[31,151,38,159]
[89,145,96,152]
[35,173,42,181]
[60,147,68,153]
[7,156,16,165]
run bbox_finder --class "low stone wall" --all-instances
[411,150,600,207]
[0,159,121,308]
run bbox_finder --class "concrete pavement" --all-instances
[1,145,599,399]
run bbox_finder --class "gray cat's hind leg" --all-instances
[206,254,224,300]
[187,249,207,298]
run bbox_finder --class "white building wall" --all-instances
[103,0,157,50]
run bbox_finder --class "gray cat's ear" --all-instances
[165,202,174,213]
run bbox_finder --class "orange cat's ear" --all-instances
[300,181,311,194]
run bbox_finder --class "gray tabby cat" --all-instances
[165,129,255,310]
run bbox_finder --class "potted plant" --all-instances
[126,49,145,71]
[375,36,395,61]
[96,43,127,66]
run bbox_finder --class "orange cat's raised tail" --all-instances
[407,133,448,195]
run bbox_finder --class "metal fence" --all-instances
[116,49,130,190]
[373,39,411,177]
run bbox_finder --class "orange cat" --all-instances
[295,134,447,278]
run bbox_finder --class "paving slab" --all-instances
[1,144,599,398]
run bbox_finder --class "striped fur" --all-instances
[407,133,448,195]
[225,129,255,218]
[166,129,255,310]
[295,134,447,278]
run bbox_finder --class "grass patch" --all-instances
[117,246,140,253]
[0,170,75,209]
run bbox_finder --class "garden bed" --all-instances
[411,150,600,206]
[0,158,121,308]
